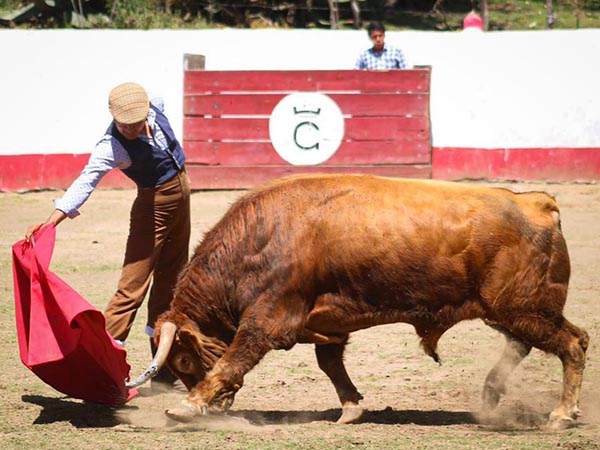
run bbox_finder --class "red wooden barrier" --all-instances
[183,69,432,189]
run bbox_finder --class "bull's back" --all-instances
[255,175,559,256]
[264,174,562,236]
[203,175,567,314]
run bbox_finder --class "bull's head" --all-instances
[126,319,228,392]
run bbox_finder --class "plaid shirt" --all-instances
[354,45,407,70]
[54,98,171,218]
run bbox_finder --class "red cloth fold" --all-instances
[12,224,137,404]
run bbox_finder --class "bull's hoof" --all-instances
[165,400,207,423]
[336,405,364,424]
[481,389,501,411]
[546,413,576,431]
[481,381,505,410]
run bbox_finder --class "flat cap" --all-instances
[108,82,149,124]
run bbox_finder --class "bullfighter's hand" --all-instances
[25,223,44,243]
[25,209,68,243]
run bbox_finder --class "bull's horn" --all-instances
[125,321,177,388]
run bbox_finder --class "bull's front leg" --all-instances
[166,325,276,422]
[166,362,243,421]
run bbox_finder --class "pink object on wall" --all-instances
[463,10,484,30]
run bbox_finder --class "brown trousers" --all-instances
[104,168,191,342]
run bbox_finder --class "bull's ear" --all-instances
[176,322,205,359]
[175,322,229,370]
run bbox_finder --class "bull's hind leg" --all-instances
[496,317,588,429]
[481,329,531,410]
[315,340,364,424]
[546,319,589,429]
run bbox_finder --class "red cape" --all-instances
[12,224,137,404]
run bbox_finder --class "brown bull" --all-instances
[128,174,588,429]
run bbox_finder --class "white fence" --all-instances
[1,28,599,157]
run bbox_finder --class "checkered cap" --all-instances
[108,82,149,124]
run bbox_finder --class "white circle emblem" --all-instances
[269,93,345,166]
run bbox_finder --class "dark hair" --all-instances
[367,21,385,35]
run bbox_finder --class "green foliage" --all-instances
[1,0,600,29]
[107,0,210,29]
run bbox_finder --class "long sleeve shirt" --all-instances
[54,98,171,218]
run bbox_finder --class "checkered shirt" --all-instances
[354,45,407,70]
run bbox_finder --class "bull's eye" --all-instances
[174,353,194,374]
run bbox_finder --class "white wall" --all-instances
[1,28,599,155]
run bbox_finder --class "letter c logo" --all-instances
[269,93,344,166]
[294,121,320,150]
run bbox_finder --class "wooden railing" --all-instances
[183,68,432,189]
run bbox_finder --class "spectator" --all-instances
[355,21,407,70]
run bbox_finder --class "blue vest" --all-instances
[108,105,186,188]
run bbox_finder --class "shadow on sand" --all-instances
[22,394,549,431]
[22,394,137,428]
[226,407,478,427]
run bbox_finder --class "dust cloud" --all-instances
[470,341,600,431]
[115,391,259,433]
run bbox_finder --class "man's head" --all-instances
[367,21,386,52]
[109,82,149,140]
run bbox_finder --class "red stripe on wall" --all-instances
[0,154,133,191]
[2,147,599,192]
[184,116,429,141]
[185,140,431,166]
[432,147,600,182]
[185,165,432,190]
[184,93,429,117]
[185,70,431,94]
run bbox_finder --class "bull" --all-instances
[127,174,588,429]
